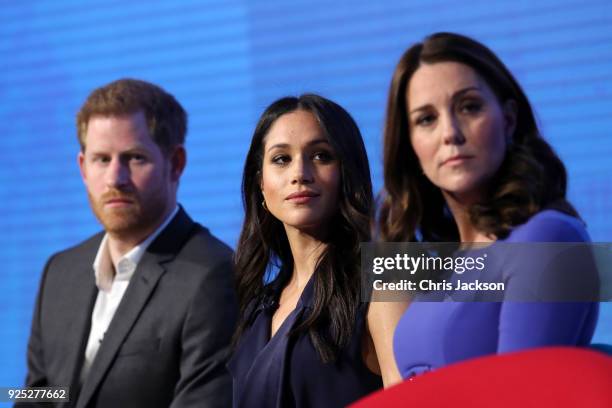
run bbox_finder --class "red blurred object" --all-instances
[350,347,612,408]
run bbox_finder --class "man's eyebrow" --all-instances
[409,86,480,115]
[86,150,109,157]
[86,147,149,156]
[120,148,149,155]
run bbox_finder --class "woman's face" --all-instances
[406,61,516,202]
[261,110,340,235]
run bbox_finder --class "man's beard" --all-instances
[88,187,169,239]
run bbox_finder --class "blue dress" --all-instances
[228,274,382,407]
[393,210,600,379]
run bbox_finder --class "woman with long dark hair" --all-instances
[378,32,598,379]
[229,94,403,407]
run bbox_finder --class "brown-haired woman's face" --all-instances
[260,110,340,235]
[406,61,516,202]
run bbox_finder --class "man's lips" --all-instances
[104,197,135,206]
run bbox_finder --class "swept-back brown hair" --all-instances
[76,78,187,154]
[234,94,373,363]
[378,32,577,242]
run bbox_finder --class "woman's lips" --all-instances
[286,191,320,204]
[441,155,473,166]
[287,195,318,204]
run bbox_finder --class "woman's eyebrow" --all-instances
[409,86,480,115]
[266,139,330,153]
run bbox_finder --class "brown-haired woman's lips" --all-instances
[440,154,473,167]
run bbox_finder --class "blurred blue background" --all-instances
[1,0,611,391]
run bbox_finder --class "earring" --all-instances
[262,200,268,211]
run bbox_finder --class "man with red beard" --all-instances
[21,79,236,408]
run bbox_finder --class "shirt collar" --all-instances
[93,205,180,292]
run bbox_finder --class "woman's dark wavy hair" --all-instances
[234,94,373,363]
[378,32,578,242]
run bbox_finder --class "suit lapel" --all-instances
[76,208,195,407]
[61,247,99,407]
[76,258,166,407]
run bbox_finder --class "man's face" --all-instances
[78,111,181,240]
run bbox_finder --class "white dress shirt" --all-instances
[80,206,179,381]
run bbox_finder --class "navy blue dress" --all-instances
[228,274,382,408]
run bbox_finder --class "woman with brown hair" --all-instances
[379,32,598,379]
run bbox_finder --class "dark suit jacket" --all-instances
[21,207,237,408]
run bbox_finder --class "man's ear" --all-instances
[169,145,187,182]
[78,151,87,184]
[503,99,518,142]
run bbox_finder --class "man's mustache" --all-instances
[100,189,137,202]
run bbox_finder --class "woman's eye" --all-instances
[460,101,482,114]
[415,114,435,127]
[313,151,334,162]
[271,155,290,165]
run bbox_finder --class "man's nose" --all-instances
[105,158,130,189]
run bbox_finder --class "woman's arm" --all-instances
[365,301,409,387]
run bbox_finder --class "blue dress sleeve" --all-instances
[498,302,597,352]
[497,210,599,352]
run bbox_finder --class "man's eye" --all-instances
[130,154,147,163]
[271,155,290,165]
[92,156,110,164]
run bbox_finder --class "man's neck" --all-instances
[106,233,147,265]
[105,205,177,265]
